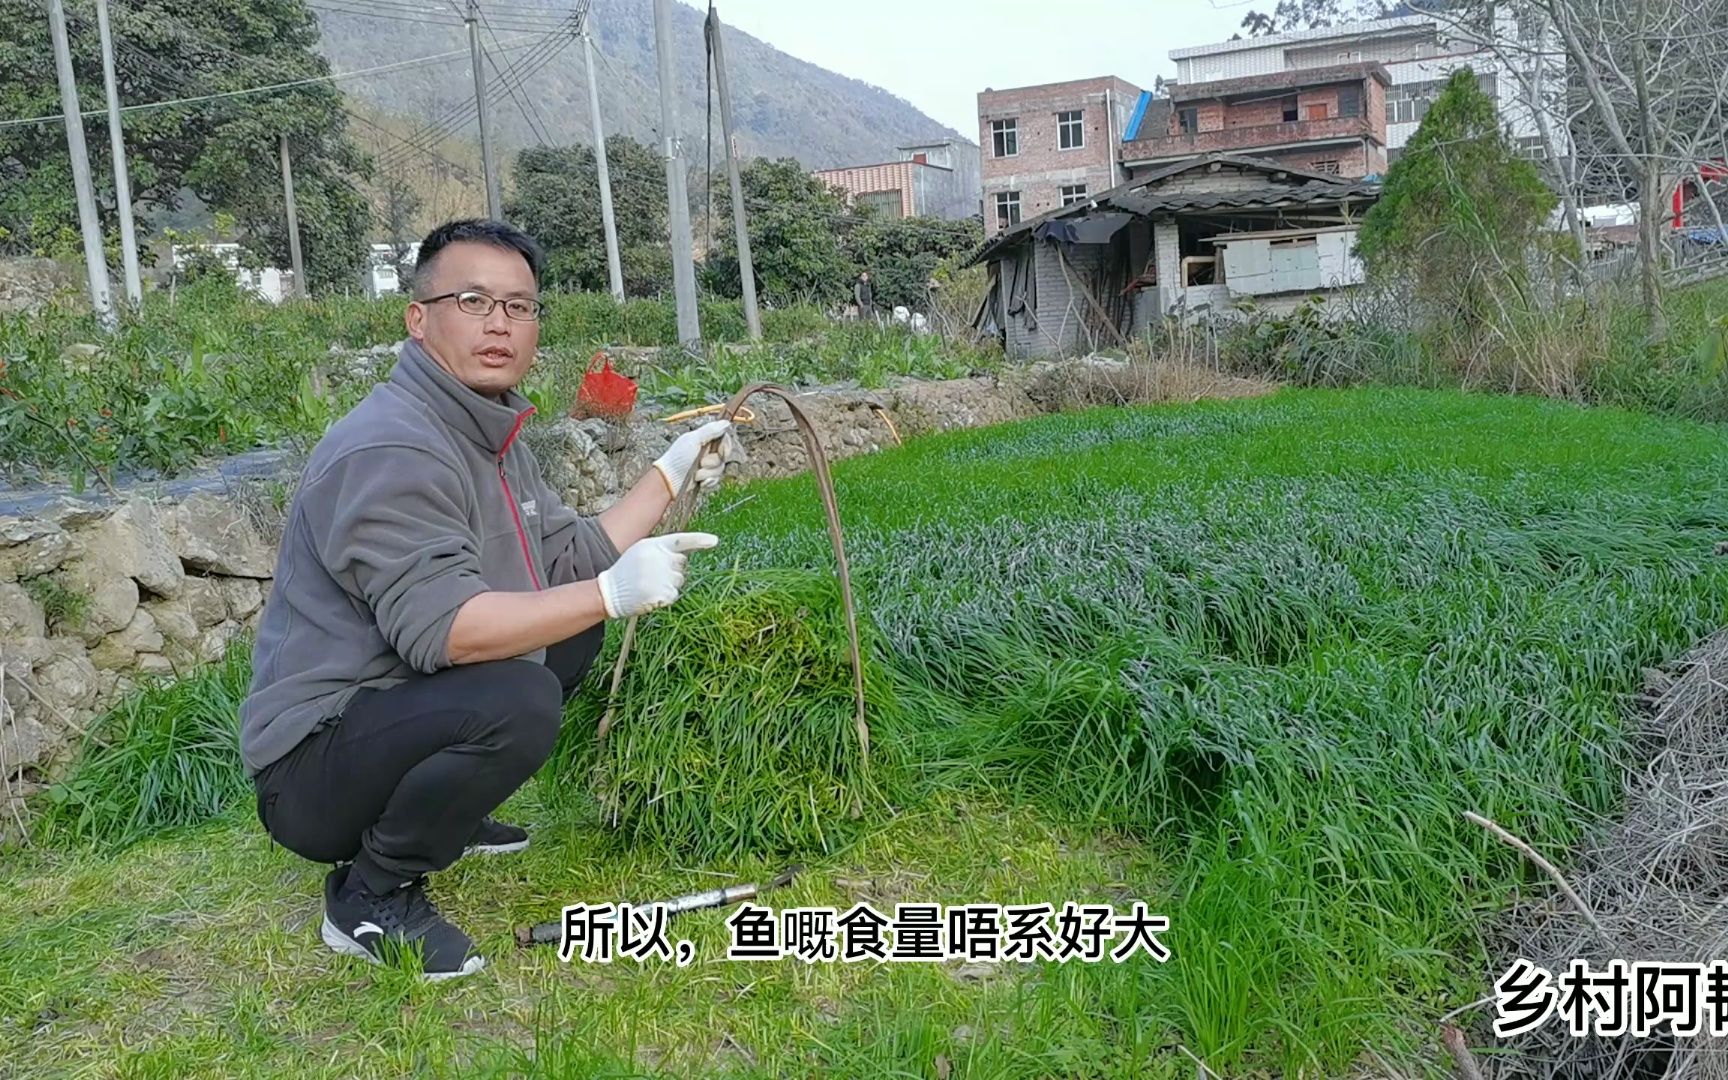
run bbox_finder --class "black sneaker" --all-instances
[464,816,529,856]
[319,865,485,980]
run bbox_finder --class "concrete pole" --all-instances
[652,0,701,347]
[708,7,760,340]
[582,19,625,303]
[93,0,141,306]
[46,0,116,329]
[467,0,502,219]
[279,134,306,299]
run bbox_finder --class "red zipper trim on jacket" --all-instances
[498,406,543,591]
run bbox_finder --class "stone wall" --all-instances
[0,494,275,817]
[0,257,77,315]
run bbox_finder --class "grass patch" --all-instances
[33,642,253,852]
[695,387,1728,1071]
[544,568,909,861]
[1,790,1165,1079]
[22,573,88,630]
[14,387,1728,1074]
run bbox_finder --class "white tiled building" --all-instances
[1168,11,1569,167]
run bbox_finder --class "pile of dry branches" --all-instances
[1481,630,1728,1078]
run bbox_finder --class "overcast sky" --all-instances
[686,0,1259,137]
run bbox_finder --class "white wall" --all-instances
[1172,13,1568,160]
[1216,229,1364,296]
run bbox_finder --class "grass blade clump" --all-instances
[35,641,253,851]
[543,568,904,861]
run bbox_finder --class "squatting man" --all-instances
[241,218,735,980]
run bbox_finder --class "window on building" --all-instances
[1386,80,1443,125]
[991,119,1018,158]
[1058,110,1085,150]
[1282,96,1299,122]
[1311,159,1342,175]
[995,191,1021,228]
[1338,84,1362,119]
[857,190,903,218]
[1177,107,1199,134]
[1060,184,1089,206]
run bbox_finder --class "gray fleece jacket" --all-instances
[239,337,622,776]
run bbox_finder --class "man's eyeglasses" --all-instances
[419,290,545,322]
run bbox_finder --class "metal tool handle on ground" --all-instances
[514,865,803,947]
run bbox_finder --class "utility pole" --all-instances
[46,0,115,329]
[581,16,625,303]
[652,0,701,347]
[707,7,760,340]
[467,0,502,219]
[94,0,141,307]
[279,134,306,299]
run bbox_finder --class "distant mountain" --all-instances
[314,0,973,183]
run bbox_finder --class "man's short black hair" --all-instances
[412,218,545,294]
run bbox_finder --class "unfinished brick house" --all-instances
[977,76,1142,238]
[1120,64,1391,180]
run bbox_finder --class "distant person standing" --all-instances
[854,271,875,324]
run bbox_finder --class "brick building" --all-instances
[977,76,1142,237]
[1121,63,1391,179]
[972,10,1567,224]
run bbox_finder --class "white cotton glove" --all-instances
[654,419,733,497]
[596,532,720,618]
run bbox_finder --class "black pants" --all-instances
[253,627,605,894]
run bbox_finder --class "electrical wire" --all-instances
[478,4,554,145]
[372,31,568,170]
[0,41,540,130]
[372,25,575,171]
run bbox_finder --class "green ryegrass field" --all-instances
[7,387,1728,1077]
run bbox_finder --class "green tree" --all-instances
[845,213,982,311]
[1355,67,1558,325]
[0,0,372,292]
[505,137,669,296]
[708,159,853,306]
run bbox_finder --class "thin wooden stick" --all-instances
[1464,810,1608,944]
[1440,1023,1485,1080]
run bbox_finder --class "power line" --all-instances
[0,40,543,130]
[305,2,464,28]
[379,21,567,158]
[479,5,554,145]
[103,3,481,183]
[373,24,575,171]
